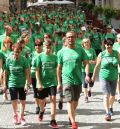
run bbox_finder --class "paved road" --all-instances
[0,79,120,129]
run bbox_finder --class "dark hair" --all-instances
[104,38,114,45]
[12,43,22,51]
[45,39,52,46]
[35,39,43,45]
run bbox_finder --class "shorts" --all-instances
[63,85,82,102]
[31,78,38,98]
[100,79,117,96]
[82,72,94,88]
[9,87,26,100]
[37,86,57,100]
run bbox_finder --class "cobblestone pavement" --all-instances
[0,80,120,129]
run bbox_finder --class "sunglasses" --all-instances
[105,43,113,46]
[35,44,42,46]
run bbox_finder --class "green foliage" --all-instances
[103,7,116,19]
[93,6,103,16]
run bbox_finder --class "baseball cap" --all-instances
[107,25,112,29]
[81,26,86,31]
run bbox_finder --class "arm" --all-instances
[101,40,105,51]
[3,70,7,92]
[83,60,90,82]
[57,64,62,91]
[36,68,42,90]
[0,59,3,84]
[92,54,101,81]
[24,68,30,92]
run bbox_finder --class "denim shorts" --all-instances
[100,79,117,96]
[63,85,82,102]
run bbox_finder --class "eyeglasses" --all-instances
[35,44,42,46]
[44,36,49,38]
[105,43,113,46]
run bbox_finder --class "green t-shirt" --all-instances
[75,38,83,48]
[57,47,88,86]
[11,31,20,44]
[82,48,96,73]
[90,32,102,50]
[5,55,29,88]
[30,51,41,78]
[35,52,57,88]
[54,36,64,54]
[103,33,116,41]
[113,42,120,52]
[99,50,119,80]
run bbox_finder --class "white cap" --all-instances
[81,26,86,31]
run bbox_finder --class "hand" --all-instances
[38,84,42,91]
[57,84,62,92]
[3,86,7,93]
[85,75,91,83]
[91,76,95,82]
[24,84,29,93]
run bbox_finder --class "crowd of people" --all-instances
[0,4,120,129]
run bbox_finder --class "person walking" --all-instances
[57,31,90,129]
[113,34,120,103]
[3,43,30,125]
[30,39,43,114]
[92,38,120,121]
[35,40,58,128]
[82,38,96,103]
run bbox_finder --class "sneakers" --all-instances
[50,120,59,129]
[117,97,120,103]
[109,108,113,115]
[72,122,78,129]
[88,90,91,97]
[85,97,88,103]
[36,107,40,114]
[58,101,63,110]
[105,113,111,121]
[0,89,3,95]
[13,114,19,125]
[38,109,45,123]
[20,116,26,126]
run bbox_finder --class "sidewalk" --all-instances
[0,80,120,129]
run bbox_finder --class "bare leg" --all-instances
[50,95,56,120]
[12,99,18,115]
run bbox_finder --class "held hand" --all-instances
[91,76,95,82]
[24,84,29,93]
[3,86,7,93]
[85,75,91,83]
[57,84,62,92]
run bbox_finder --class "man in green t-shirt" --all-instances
[113,34,120,103]
[57,31,90,129]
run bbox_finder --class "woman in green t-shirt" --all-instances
[30,39,43,114]
[92,38,120,121]
[3,43,29,126]
[82,38,96,103]
[0,36,12,100]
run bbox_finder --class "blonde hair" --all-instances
[82,38,91,48]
